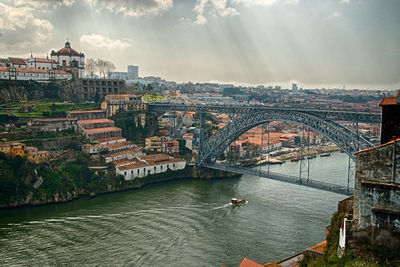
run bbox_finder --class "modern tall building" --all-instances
[110,65,139,80]
[127,65,138,79]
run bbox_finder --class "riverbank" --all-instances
[0,153,240,210]
[273,144,341,162]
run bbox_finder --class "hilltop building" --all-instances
[51,40,85,78]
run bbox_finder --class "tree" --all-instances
[95,58,107,78]
[144,84,153,91]
[85,58,97,77]
[105,60,116,79]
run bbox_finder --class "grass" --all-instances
[0,100,99,118]
[142,94,166,102]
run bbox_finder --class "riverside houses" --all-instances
[115,154,186,180]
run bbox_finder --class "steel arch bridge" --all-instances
[197,110,375,166]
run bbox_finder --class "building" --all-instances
[26,54,57,70]
[67,110,106,120]
[27,151,51,164]
[145,136,162,152]
[101,94,146,117]
[77,119,115,131]
[115,154,186,180]
[96,136,126,146]
[51,40,85,78]
[109,65,139,80]
[102,147,143,163]
[379,90,400,144]
[161,137,179,154]
[29,118,78,132]
[83,126,122,142]
[352,138,400,252]
[0,66,72,81]
[8,57,27,68]
[127,65,138,79]
[0,142,50,164]
[78,78,126,103]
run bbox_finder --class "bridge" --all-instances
[148,103,381,195]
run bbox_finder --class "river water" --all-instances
[0,152,349,266]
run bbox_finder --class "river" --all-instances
[0,152,349,266]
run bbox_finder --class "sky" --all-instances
[0,0,399,90]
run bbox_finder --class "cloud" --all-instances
[193,0,298,25]
[325,11,342,20]
[80,34,131,50]
[341,0,350,3]
[0,2,53,55]
[83,0,173,17]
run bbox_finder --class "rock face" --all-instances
[0,165,241,209]
[352,139,400,252]
[0,80,78,104]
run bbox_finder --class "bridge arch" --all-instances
[198,110,374,166]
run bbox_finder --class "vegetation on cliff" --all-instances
[111,110,158,145]
[0,152,122,208]
[299,211,398,267]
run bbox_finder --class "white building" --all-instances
[27,54,57,70]
[51,40,85,78]
[0,66,72,81]
[115,154,186,181]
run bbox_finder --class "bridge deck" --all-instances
[204,163,353,196]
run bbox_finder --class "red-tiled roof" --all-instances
[84,126,121,134]
[379,90,400,106]
[78,119,113,124]
[112,158,137,166]
[106,94,136,98]
[34,118,77,122]
[355,137,400,155]
[138,154,171,161]
[33,58,56,64]
[0,66,9,71]
[102,148,142,160]
[238,257,264,267]
[8,57,27,65]
[105,141,134,149]
[118,161,148,170]
[69,110,105,114]
[307,240,327,254]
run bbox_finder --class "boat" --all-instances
[320,152,331,157]
[230,198,248,206]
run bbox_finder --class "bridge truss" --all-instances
[197,110,375,165]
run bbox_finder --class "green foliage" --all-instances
[0,100,98,118]
[111,110,157,145]
[179,140,192,156]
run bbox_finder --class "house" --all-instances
[101,94,146,116]
[27,151,51,164]
[67,110,106,120]
[101,148,143,163]
[83,126,122,142]
[115,154,186,180]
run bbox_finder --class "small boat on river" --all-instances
[230,198,248,206]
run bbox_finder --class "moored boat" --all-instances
[320,152,331,157]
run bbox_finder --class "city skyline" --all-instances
[0,0,399,90]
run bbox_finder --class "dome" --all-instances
[56,40,81,56]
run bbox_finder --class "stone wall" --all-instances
[352,139,400,251]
